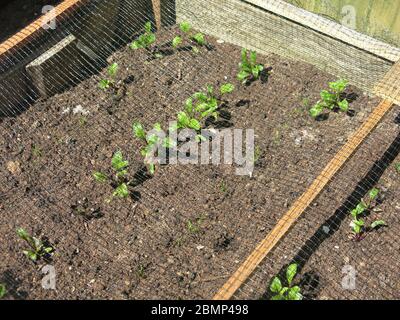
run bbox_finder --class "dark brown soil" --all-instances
[0,0,62,42]
[0,26,389,300]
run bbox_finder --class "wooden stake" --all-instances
[152,0,162,30]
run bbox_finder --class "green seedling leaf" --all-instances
[99,79,110,90]
[17,228,53,262]
[163,137,175,148]
[238,48,264,84]
[192,33,206,46]
[286,263,297,286]
[172,36,182,48]
[180,21,192,33]
[133,122,146,140]
[130,22,156,50]
[195,134,207,142]
[17,228,31,242]
[350,208,358,218]
[311,79,350,118]
[320,90,335,106]
[270,277,282,293]
[370,220,386,230]
[130,40,141,50]
[24,250,38,262]
[0,284,6,299]
[355,202,367,215]
[108,63,118,77]
[145,21,152,33]
[153,123,162,131]
[93,171,108,183]
[220,83,235,95]
[352,223,362,234]
[288,286,303,300]
[148,163,155,175]
[309,103,324,118]
[329,79,348,93]
[177,111,190,128]
[189,118,201,131]
[237,70,250,82]
[250,50,257,65]
[369,188,380,201]
[395,163,400,173]
[270,264,302,300]
[113,183,129,198]
[44,247,53,254]
[338,99,349,112]
[111,151,129,172]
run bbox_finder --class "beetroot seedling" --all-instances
[16,228,54,262]
[237,48,265,85]
[173,84,234,141]
[395,163,400,173]
[310,79,349,118]
[130,21,156,50]
[133,122,173,174]
[93,151,130,200]
[99,62,119,90]
[172,21,207,53]
[349,188,387,241]
[270,263,302,300]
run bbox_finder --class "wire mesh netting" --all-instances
[0,0,399,300]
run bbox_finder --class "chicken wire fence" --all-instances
[0,0,399,300]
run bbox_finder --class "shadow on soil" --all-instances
[261,114,400,300]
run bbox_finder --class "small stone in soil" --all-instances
[322,226,330,234]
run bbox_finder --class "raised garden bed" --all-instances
[0,23,397,300]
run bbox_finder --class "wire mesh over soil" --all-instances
[0,23,389,299]
[234,107,400,300]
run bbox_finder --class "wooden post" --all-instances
[152,0,162,30]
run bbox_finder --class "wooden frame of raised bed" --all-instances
[1,0,399,300]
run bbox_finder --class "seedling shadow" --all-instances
[205,109,233,129]
[236,99,251,108]
[131,165,153,188]
[244,66,272,87]
[341,92,359,104]
[259,117,400,299]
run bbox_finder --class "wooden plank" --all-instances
[246,0,400,62]
[213,97,394,300]
[176,0,394,93]
[26,35,78,98]
[0,0,85,57]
